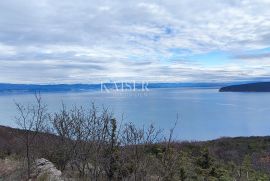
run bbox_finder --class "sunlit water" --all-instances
[1,88,270,141]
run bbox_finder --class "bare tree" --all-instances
[86,105,116,180]
[15,93,48,179]
[49,103,78,171]
[72,104,115,180]
[14,97,181,180]
[120,122,162,180]
[156,121,179,181]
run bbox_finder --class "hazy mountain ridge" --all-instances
[0,83,229,93]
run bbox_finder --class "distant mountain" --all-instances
[219,82,270,92]
[0,83,101,93]
[0,82,227,93]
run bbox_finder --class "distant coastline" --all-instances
[3,82,270,94]
[219,82,270,92]
[0,82,226,93]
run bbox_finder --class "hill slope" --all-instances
[1,125,270,170]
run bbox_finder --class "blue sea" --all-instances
[1,88,270,141]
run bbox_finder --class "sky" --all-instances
[1,0,270,84]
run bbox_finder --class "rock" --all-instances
[31,158,63,181]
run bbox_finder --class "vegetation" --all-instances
[1,96,270,180]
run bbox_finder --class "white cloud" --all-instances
[0,0,270,83]
[0,43,16,55]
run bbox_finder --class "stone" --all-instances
[31,158,63,181]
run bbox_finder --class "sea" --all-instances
[1,88,270,141]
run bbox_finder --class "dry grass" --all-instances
[0,156,26,181]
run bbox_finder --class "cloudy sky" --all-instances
[1,0,270,84]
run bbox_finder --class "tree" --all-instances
[15,93,48,179]
[103,118,120,180]
[242,154,252,180]
[120,122,162,180]
[196,148,213,180]
[179,168,187,181]
[157,122,179,181]
[49,103,78,171]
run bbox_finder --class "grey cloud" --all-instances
[233,53,270,60]
[1,0,270,83]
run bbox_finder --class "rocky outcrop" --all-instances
[31,158,63,181]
